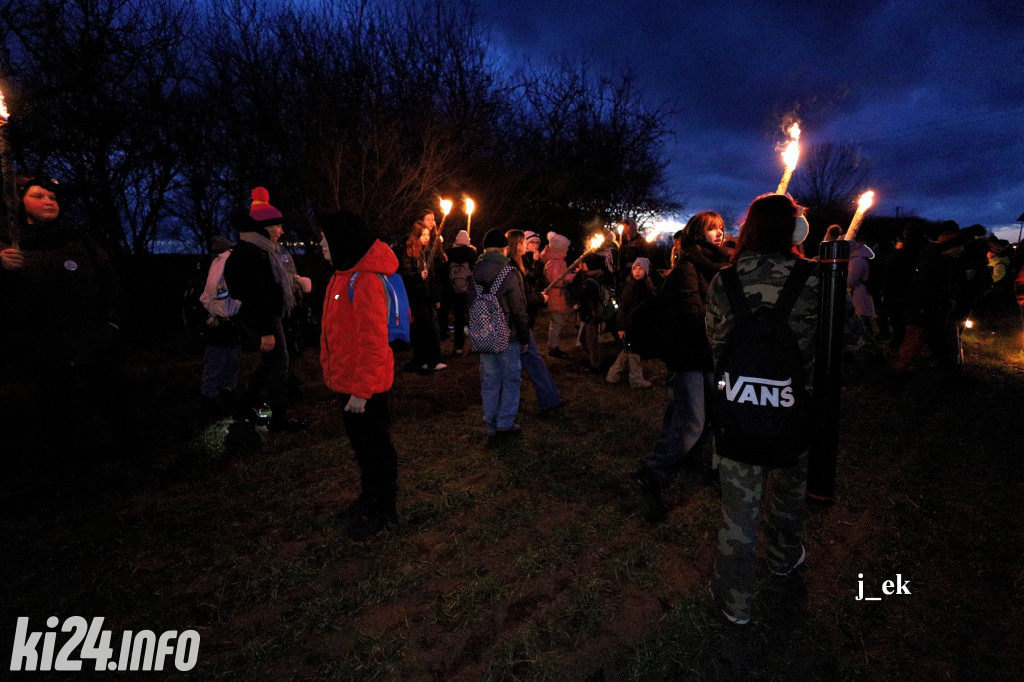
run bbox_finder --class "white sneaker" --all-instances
[723,611,750,625]
[432,363,447,370]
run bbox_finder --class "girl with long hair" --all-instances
[506,229,566,415]
[400,221,445,371]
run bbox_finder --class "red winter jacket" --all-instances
[320,240,398,398]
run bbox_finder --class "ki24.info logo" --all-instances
[10,617,199,672]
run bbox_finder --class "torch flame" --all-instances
[464,197,475,215]
[588,234,605,251]
[775,121,802,194]
[844,189,876,241]
[781,123,801,171]
[0,88,9,125]
[439,197,452,216]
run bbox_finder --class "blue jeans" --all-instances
[521,333,562,410]
[479,344,522,434]
[644,371,712,484]
[200,344,242,398]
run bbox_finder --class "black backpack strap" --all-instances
[774,258,815,320]
[720,264,752,320]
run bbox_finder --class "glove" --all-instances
[344,395,367,413]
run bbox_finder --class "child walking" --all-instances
[606,257,656,388]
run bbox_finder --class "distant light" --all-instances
[964,319,974,329]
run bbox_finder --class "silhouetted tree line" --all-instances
[0,0,680,257]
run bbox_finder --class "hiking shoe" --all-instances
[605,375,622,384]
[631,380,653,389]
[538,399,568,417]
[346,512,397,541]
[769,546,806,576]
[268,416,308,433]
[633,467,667,523]
[340,495,372,524]
[548,348,568,359]
[487,425,522,447]
[235,405,270,426]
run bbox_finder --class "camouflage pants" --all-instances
[712,451,808,621]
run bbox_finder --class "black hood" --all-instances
[320,210,376,271]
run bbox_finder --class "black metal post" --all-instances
[807,239,849,504]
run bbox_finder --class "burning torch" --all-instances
[775,122,801,196]
[543,233,606,295]
[426,197,453,270]
[439,197,453,230]
[0,85,18,249]
[464,196,475,236]
[843,191,875,242]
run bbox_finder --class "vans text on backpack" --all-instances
[712,259,814,468]
[468,265,514,353]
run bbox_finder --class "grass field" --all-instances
[2,312,1023,680]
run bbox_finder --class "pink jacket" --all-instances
[541,250,574,314]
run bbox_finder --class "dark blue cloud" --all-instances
[478,0,1024,230]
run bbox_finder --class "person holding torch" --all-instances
[0,174,124,461]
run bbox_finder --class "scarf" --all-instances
[239,231,297,314]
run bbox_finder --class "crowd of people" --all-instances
[3,176,1022,622]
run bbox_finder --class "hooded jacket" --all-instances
[540,244,572,314]
[320,239,398,398]
[467,252,531,346]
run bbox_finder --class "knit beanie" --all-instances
[320,210,376,272]
[632,257,650,274]
[17,174,60,199]
[524,230,541,245]
[455,230,472,247]
[249,187,283,227]
[483,228,507,249]
[546,232,570,255]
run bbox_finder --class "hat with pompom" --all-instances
[249,187,283,226]
[545,232,570,255]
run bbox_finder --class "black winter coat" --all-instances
[660,241,731,372]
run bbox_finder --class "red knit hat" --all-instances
[249,187,283,226]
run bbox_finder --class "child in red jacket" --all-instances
[320,210,400,540]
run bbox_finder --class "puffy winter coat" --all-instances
[320,240,398,398]
[541,249,572,314]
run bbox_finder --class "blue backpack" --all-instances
[348,272,411,349]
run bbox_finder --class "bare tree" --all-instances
[2,0,196,255]
[791,142,872,213]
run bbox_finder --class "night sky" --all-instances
[476,0,1024,237]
